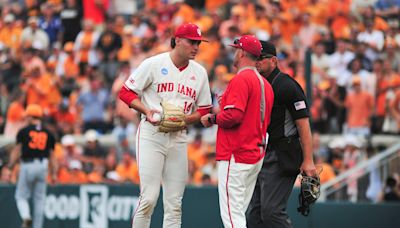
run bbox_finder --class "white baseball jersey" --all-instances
[124,52,212,116]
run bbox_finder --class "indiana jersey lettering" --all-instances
[124,52,212,114]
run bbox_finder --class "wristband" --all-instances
[207,114,217,124]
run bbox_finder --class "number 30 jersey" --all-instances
[124,52,212,116]
[17,124,56,160]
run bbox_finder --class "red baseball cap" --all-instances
[229,35,262,57]
[174,23,208,42]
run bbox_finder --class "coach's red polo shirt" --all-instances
[215,67,274,164]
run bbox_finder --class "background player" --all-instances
[8,104,57,228]
[118,23,212,228]
[246,41,317,228]
[201,35,274,228]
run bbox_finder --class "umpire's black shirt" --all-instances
[266,68,310,142]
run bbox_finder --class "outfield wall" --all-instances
[0,184,398,228]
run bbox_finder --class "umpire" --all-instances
[246,41,317,228]
[8,104,57,228]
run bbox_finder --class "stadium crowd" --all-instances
[0,0,399,202]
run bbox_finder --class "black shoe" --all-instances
[21,219,32,228]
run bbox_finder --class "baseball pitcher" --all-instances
[119,23,212,228]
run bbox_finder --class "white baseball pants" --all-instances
[15,159,48,228]
[218,155,263,228]
[132,120,188,228]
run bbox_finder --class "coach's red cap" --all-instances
[174,23,208,42]
[229,35,262,57]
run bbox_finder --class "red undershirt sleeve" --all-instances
[197,107,211,116]
[118,86,139,107]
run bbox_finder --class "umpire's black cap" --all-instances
[259,40,277,59]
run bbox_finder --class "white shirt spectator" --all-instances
[357,29,385,61]
[21,27,50,50]
[311,52,330,85]
[112,0,137,16]
[339,69,376,96]
[329,51,355,76]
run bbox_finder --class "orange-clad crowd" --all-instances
[0,0,399,201]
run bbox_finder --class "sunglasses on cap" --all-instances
[258,53,275,60]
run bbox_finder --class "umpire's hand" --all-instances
[300,159,317,177]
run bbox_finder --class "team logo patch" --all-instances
[161,68,168,75]
[190,75,196,80]
[294,101,306,110]
[129,78,135,84]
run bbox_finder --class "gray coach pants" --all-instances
[15,159,48,228]
[246,149,297,228]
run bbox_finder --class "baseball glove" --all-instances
[297,174,320,216]
[158,101,186,133]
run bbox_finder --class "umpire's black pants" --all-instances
[246,149,297,228]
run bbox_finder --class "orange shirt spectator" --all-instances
[344,81,374,128]
[196,34,220,70]
[330,14,351,39]
[187,134,212,168]
[22,68,53,111]
[74,20,100,66]
[280,0,310,12]
[206,0,228,12]
[327,0,351,18]
[21,48,46,76]
[115,152,139,184]
[57,42,80,79]
[276,11,302,46]
[306,2,329,26]
[173,3,195,24]
[318,162,337,184]
[0,14,23,51]
[373,16,389,32]
[188,160,203,186]
[88,163,106,183]
[118,26,136,62]
[57,166,71,184]
[58,160,88,184]
[145,0,161,11]
[243,4,271,42]
[219,6,248,38]
[52,143,64,162]
[196,15,214,35]
[52,103,78,135]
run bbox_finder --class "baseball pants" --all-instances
[218,155,263,228]
[15,159,48,228]
[132,120,188,228]
[246,149,297,228]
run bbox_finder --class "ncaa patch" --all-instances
[294,101,306,110]
[161,68,168,75]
